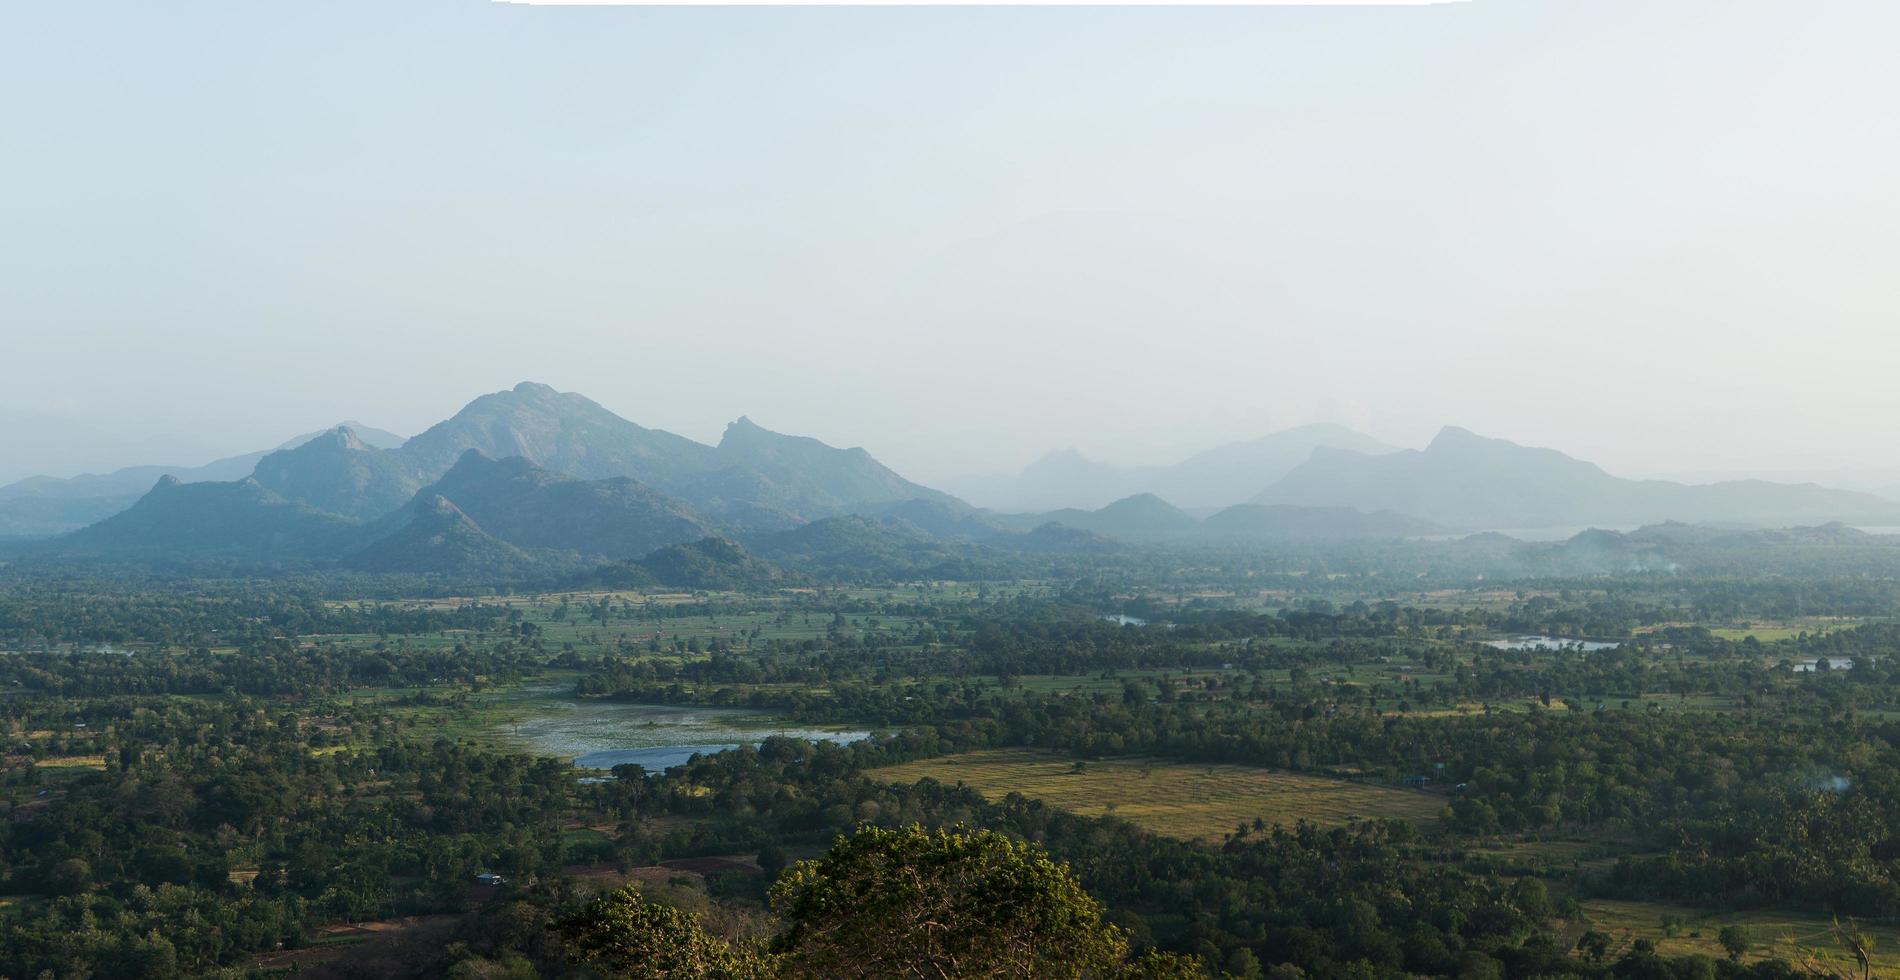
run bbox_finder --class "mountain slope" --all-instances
[1016,494,1202,542]
[634,537,785,591]
[43,383,968,555]
[343,495,539,576]
[251,426,424,520]
[1148,424,1398,509]
[0,423,404,537]
[1258,426,1900,529]
[956,424,1396,512]
[715,416,959,515]
[394,384,959,530]
[53,477,359,559]
[979,449,1133,513]
[407,451,712,559]
[749,516,989,582]
[865,498,1011,542]
[400,382,721,486]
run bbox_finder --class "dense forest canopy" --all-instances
[6,538,1900,979]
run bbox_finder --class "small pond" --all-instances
[1484,635,1621,652]
[495,689,869,772]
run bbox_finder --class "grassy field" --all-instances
[1574,899,1900,973]
[871,749,1443,841]
[336,671,597,742]
[32,755,106,770]
[1633,617,1862,644]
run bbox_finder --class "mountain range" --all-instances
[0,423,405,538]
[992,494,1445,543]
[14,386,1900,579]
[1256,426,1900,530]
[386,383,950,531]
[950,423,1397,512]
[25,383,987,577]
[370,451,714,560]
[57,476,362,560]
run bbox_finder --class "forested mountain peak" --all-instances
[400,449,713,560]
[714,414,955,513]
[399,382,720,484]
[36,384,969,562]
[312,425,370,452]
[250,425,423,521]
[54,475,358,559]
[343,493,541,576]
[1025,493,1203,542]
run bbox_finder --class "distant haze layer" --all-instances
[5,2,1900,484]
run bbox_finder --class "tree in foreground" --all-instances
[559,885,770,980]
[767,824,1202,979]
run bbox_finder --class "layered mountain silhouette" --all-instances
[345,495,539,576]
[384,451,713,560]
[252,426,425,521]
[329,383,956,530]
[1525,521,1897,576]
[1003,494,1445,543]
[631,537,785,591]
[1256,426,1900,530]
[0,422,404,538]
[24,383,959,545]
[1145,424,1397,509]
[1012,494,1203,542]
[401,382,717,486]
[956,423,1396,511]
[749,516,967,582]
[32,389,1900,573]
[57,476,359,559]
[1201,504,1444,540]
[714,416,957,516]
[39,383,971,573]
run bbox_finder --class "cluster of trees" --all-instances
[559,738,1826,980]
[574,610,1900,921]
[0,636,547,697]
[11,577,1900,977]
[562,825,1202,979]
[0,692,600,976]
[0,585,510,649]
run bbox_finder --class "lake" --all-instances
[494,689,870,771]
[1485,635,1621,652]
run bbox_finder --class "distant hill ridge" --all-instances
[345,495,540,577]
[251,425,425,521]
[953,423,1396,511]
[1256,426,1900,530]
[57,476,359,559]
[999,494,1447,543]
[387,450,715,560]
[0,422,405,538]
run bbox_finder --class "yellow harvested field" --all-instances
[871,749,1442,841]
[33,755,107,770]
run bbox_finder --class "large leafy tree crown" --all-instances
[770,824,1151,980]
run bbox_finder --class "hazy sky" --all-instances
[5,0,1899,486]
